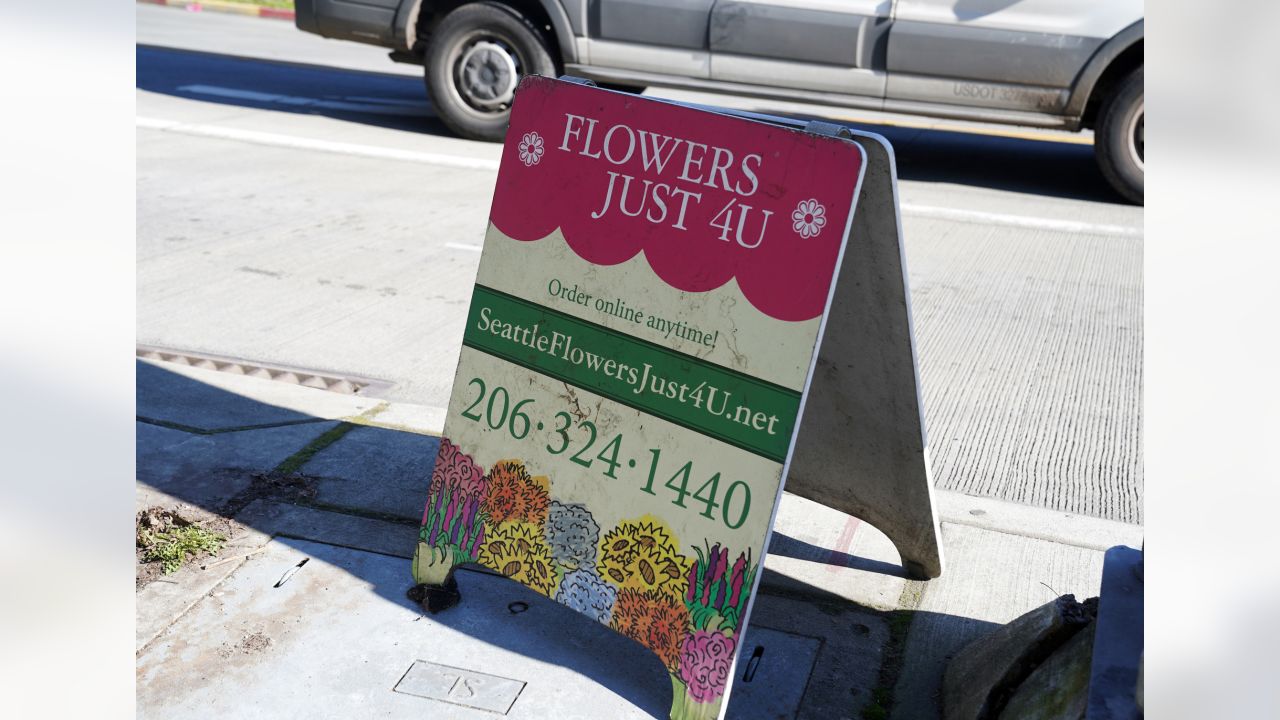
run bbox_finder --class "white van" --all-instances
[296,0,1144,202]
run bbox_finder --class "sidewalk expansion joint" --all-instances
[272,422,359,476]
[137,415,332,435]
[299,500,421,528]
[271,532,414,561]
[939,518,1140,553]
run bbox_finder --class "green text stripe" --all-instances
[463,285,800,462]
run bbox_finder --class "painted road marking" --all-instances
[444,242,483,253]
[136,116,1141,238]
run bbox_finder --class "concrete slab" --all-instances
[235,499,419,560]
[137,358,381,431]
[311,476,422,522]
[301,425,438,521]
[891,523,1107,720]
[135,420,338,511]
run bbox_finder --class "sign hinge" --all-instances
[802,120,853,140]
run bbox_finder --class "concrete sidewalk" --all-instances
[134,356,1142,719]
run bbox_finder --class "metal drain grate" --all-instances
[137,345,393,397]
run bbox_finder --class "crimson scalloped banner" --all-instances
[489,76,865,322]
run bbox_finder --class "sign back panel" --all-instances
[414,76,865,720]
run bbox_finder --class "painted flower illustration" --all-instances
[423,484,487,558]
[544,501,601,570]
[791,198,827,238]
[678,629,738,703]
[478,521,560,597]
[419,438,488,569]
[518,131,545,166]
[611,588,691,670]
[597,516,690,601]
[484,460,551,525]
[555,568,617,624]
[686,542,757,631]
[431,437,487,501]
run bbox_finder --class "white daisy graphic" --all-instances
[791,199,827,238]
[518,131,545,166]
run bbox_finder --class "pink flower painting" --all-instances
[677,629,737,704]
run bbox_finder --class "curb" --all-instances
[138,0,295,21]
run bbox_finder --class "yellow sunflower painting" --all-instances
[597,515,690,602]
[478,521,560,598]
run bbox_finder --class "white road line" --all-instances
[900,203,1142,238]
[444,242,483,253]
[136,116,501,171]
[137,116,1142,238]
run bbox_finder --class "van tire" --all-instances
[424,2,556,142]
[1095,67,1143,204]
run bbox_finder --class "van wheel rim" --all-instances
[456,40,519,112]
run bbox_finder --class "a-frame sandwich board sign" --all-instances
[413,75,943,720]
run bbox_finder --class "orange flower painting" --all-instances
[484,460,551,525]
[610,588,691,670]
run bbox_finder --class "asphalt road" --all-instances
[135,5,1143,524]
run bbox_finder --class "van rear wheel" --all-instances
[424,2,556,142]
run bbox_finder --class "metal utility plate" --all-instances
[394,660,526,714]
[726,627,822,719]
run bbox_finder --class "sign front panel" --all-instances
[416,76,864,719]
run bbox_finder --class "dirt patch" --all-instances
[216,631,274,659]
[136,505,235,589]
[137,472,322,590]
[223,471,319,515]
